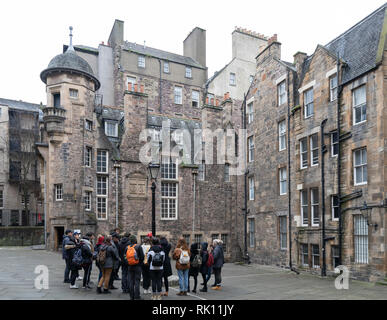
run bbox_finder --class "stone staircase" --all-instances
[376,277,387,286]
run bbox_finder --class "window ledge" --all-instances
[354,182,368,187]
[353,120,367,126]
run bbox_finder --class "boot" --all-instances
[200,287,207,292]
[103,288,112,294]
[96,287,102,294]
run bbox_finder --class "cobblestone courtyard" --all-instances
[0,247,386,300]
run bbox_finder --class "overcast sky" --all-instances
[1,0,385,104]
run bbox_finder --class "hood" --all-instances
[160,238,169,249]
[190,243,199,252]
[201,242,208,251]
[120,237,130,245]
[150,245,162,253]
[81,238,91,246]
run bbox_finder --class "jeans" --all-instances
[206,266,212,282]
[82,264,92,287]
[213,267,222,286]
[162,274,169,293]
[128,265,142,299]
[201,273,208,290]
[121,264,129,291]
[142,266,151,290]
[177,269,189,292]
[150,270,163,293]
[64,258,71,282]
[70,267,78,286]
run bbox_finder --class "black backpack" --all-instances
[152,252,164,267]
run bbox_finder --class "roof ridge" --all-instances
[0,97,41,107]
[325,3,387,47]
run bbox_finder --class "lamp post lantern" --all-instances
[148,163,160,237]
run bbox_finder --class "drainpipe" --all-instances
[192,170,197,232]
[115,163,119,229]
[320,118,328,277]
[336,55,343,266]
[242,93,249,261]
[44,160,47,249]
[158,59,162,113]
[286,70,293,270]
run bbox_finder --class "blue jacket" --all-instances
[62,235,72,260]
[213,245,224,269]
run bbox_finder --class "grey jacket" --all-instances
[213,245,224,269]
[101,244,120,269]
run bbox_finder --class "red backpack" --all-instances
[206,252,214,267]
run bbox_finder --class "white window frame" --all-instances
[229,72,236,86]
[330,74,338,102]
[126,76,137,90]
[192,90,200,108]
[249,218,255,248]
[55,184,63,202]
[138,55,145,68]
[354,215,369,264]
[311,188,319,227]
[163,62,169,73]
[69,88,79,99]
[249,177,255,201]
[279,120,286,151]
[312,245,320,269]
[161,157,178,180]
[304,88,314,119]
[185,66,192,78]
[247,102,254,124]
[105,121,118,138]
[310,134,319,167]
[279,216,287,251]
[85,119,93,131]
[300,138,308,169]
[84,146,92,168]
[161,182,178,221]
[278,81,287,106]
[353,148,367,186]
[174,86,183,105]
[97,150,108,174]
[331,132,338,157]
[279,167,287,195]
[353,85,367,125]
[332,195,339,222]
[248,136,254,163]
[301,244,309,267]
[96,176,108,221]
[84,191,92,211]
[301,190,308,227]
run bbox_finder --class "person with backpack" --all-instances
[96,236,121,294]
[188,242,201,293]
[126,235,144,300]
[141,237,151,295]
[62,229,73,284]
[147,237,165,300]
[94,235,104,283]
[205,244,214,285]
[80,233,93,289]
[64,232,81,289]
[118,232,131,293]
[199,242,210,292]
[108,232,121,289]
[160,236,172,297]
[172,237,191,296]
[211,239,224,290]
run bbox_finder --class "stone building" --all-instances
[37,21,248,260]
[0,98,43,228]
[245,4,387,281]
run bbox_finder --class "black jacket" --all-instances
[80,237,93,265]
[100,244,120,269]
[189,243,200,277]
[200,242,209,274]
[62,235,71,260]
[160,239,172,277]
[118,237,130,261]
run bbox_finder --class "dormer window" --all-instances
[138,55,145,68]
[185,67,192,78]
[105,120,118,137]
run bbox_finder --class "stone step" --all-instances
[376,280,387,286]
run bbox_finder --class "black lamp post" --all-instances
[148,163,160,237]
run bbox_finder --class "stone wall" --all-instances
[0,227,44,246]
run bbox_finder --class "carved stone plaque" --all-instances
[128,178,147,198]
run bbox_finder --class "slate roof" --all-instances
[0,98,43,120]
[122,41,206,69]
[40,49,101,90]
[300,3,386,87]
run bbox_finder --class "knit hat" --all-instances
[129,235,137,244]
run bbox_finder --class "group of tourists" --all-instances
[62,229,225,300]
